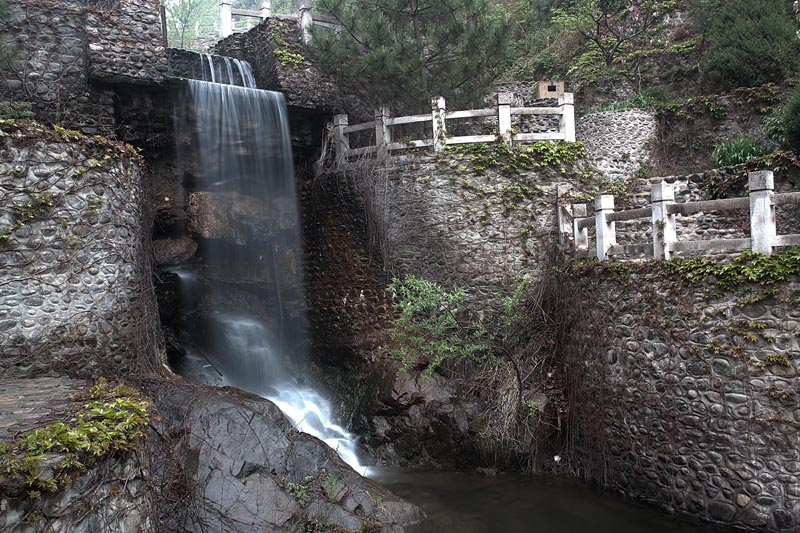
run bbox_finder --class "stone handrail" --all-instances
[333,93,576,163]
[560,171,800,260]
[220,0,315,41]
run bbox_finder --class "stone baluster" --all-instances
[220,0,233,38]
[573,204,589,251]
[559,93,575,142]
[749,170,776,255]
[497,92,513,144]
[431,96,447,151]
[375,107,391,159]
[595,195,616,260]
[333,114,349,165]
[651,180,676,260]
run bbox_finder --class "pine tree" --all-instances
[309,0,513,111]
[698,0,799,90]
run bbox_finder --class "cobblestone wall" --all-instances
[0,122,159,378]
[577,108,657,181]
[354,152,563,306]
[0,0,167,135]
[560,267,800,531]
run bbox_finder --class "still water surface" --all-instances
[369,468,738,533]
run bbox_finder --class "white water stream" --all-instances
[173,56,364,472]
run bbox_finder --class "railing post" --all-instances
[573,204,589,251]
[260,0,271,18]
[595,195,616,260]
[557,184,571,245]
[299,0,313,43]
[559,93,575,142]
[431,96,447,151]
[651,180,676,260]
[749,170,776,255]
[333,114,349,165]
[497,92,513,144]
[219,0,233,38]
[375,107,391,159]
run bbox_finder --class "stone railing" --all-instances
[220,0,338,40]
[559,171,800,260]
[333,93,575,163]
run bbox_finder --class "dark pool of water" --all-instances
[368,468,738,533]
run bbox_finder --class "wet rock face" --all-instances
[153,236,198,267]
[156,385,424,532]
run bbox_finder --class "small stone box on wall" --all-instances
[536,81,564,99]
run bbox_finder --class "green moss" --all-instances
[272,36,305,68]
[0,379,151,497]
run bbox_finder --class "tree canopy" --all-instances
[309,0,513,111]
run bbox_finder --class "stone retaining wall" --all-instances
[354,152,563,306]
[560,266,800,531]
[0,122,159,378]
[0,0,167,135]
[577,108,657,182]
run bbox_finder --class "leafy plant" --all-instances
[712,137,771,167]
[0,379,150,496]
[388,274,487,375]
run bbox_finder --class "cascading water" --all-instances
[173,55,363,471]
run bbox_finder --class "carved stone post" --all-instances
[497,92,513,144]
[559,93,575,142]
[749,170,776,255]
[260,0,272,18]
[595,195,616,260]
[651,180,676,260]
[299,0,313,43]
[220,0,233,38]
[375,107,391,159]
[431,96,447,152]
[333,114,349,165]
[572,204,589,251]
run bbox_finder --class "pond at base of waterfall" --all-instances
[368,468,738,533]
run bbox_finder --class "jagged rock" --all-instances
[155,384,424,532]
[153,236,198,266]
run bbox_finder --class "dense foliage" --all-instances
[785,83,800,152]
[309,0,513,110]
[693,0,799,90]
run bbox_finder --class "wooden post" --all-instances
[573,204,589,251]
[333,114,349,165]
[219,0,232,38]
[260,0,271,18]
[651,180,676,260]
[497,92,513,144]
[749,170,776,255]
[431,96,447,151]
[299,0,313,43]
[595,195,616,260]
[559,93,575,142]
[375,107,391,159]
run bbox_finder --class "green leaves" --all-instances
[309,0,513,110]
[0,379,150,496]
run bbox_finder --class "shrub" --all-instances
[698,0,799,90]
[712,137,772,166]
[784,83,800,152]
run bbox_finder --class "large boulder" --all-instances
[153,383,424,532]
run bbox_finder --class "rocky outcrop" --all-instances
[188,191,276,244]
[153,236,198,267]
[152,383,424,532]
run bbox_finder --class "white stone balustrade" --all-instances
[559,171,800,260]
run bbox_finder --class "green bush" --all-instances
[784,83,800,152]
[712,137,772,167]
[697,0,799,90]
[589,87,672,114]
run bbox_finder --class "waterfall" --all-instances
[173,55,363,471]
